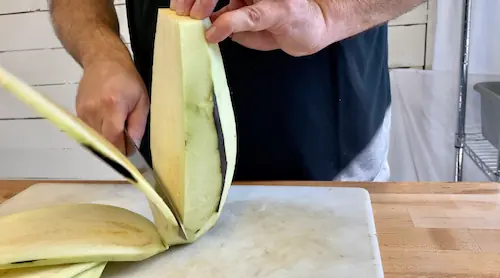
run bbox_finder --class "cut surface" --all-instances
[0,204,166,269]
[151,8,237,237]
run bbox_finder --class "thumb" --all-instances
[206,1,281,43]
[126,94,150,146]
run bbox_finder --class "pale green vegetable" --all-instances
[0,204,165,270]
[150,9,237,239]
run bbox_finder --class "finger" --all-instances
[170,0,178,11]
[176,0,196,16]
[206,2,281,43]
[190,0,217,19]
[231,31,280,51]
[126,94,150,147]
[101,108,128,153]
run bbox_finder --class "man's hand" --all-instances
[205,0,329,56]
[76,58,149,153]
[171,0,425,56]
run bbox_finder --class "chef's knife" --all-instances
[123,130,188,240]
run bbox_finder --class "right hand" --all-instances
[76,59,150,154]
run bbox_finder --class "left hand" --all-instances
[170,0,335,56]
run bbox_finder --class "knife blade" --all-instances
[123,130,188,240]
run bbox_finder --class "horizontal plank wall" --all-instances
[0,1,433,179]
[0,1,127,180]
[0,120,123,180]
[388,1,430,69]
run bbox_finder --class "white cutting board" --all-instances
[0,183,384,278]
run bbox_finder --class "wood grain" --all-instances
[2,180,500,277]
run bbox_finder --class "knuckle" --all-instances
[101,94,121,108]
[246,6,263,25]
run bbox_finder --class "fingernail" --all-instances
[206,27,216,42]
[206,26,216,42]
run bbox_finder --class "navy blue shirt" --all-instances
[126,0,391,181]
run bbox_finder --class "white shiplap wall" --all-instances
[388,1,431,69]
[0,1,432,179]
[0,1,128,179]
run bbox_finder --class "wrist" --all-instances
[80,29,134,71]
[314,0,354,44]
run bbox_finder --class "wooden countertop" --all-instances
[2,180,500,277]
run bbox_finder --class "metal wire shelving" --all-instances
[454,0,500,182]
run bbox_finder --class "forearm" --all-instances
[49,0,132,69]
[321,0,426,41]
